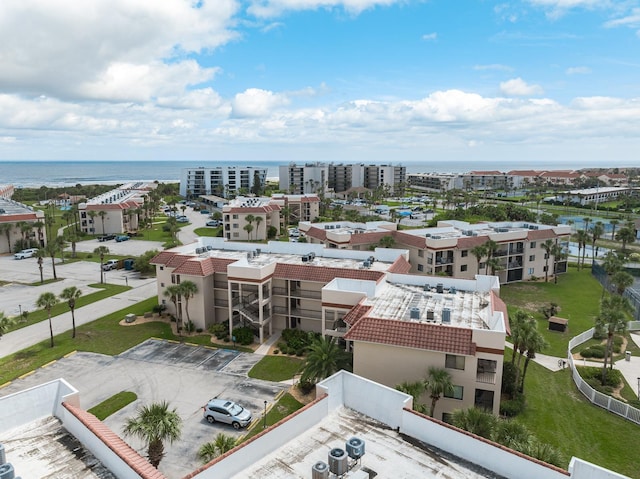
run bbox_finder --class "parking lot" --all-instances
[0,339,287,478]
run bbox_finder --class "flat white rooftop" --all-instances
[0,197,35,216]
[233,407,501,479]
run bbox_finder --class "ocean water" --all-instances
[0,159,615,188]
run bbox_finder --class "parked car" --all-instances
[98,234,116,242]
[200,209,210,215]
[102,259,119,271]
[115,235,130,242]
[203,398,252,429]
[206,220,220,227]
[176,216,189,223]
[14,248,38,259]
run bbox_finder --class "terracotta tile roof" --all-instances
[150,251,177,265]
[345,317,476,355]
[387,255,412,274]
[469,170,504,175]
[349,231,390,245]
[526,229,557,241]
[393,230,426,249]
[507,170,542,176]
[173,257,235,277]
[491,291,510,335]
[273,263,385,283]
[62,402,167,479]
[165,254,192,269]
[539,171,579,179]
[0,213,39,222]
[343,302,373,326]
[456,236,488,249]
[87,201,139,211]
[305,226,327,241]
[226,205,278,214]
[298,196,320,203]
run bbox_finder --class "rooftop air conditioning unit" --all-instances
[436,283,444,294]
[423,284,430,291]
[449,286,456,294]
[0,443,5,465]
[363,260,371,268]
[442,308,451,324]
[410,307,420,320]
[302,255,310,262]
[368,256,375,263]
[312,461,329,479]
[426,310,435,321]
[255,248,261,255]
[0,463,14,479]
[346,437,365,459]
[206,245,213,251]
[328,448,348,476]
[425,233,431,238]
[195,247,203,254]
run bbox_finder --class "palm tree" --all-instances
[0,312,16,340]
[164,285,182,332]
[45,240,60,280]
[243,223,254,241]
[582,217,591,233]
[98,210,107,234]
[60,286,82,339]
[550,243,566,284]
[424,366,454,417]
[575,229,589,270]
[0,223,13,252]
[122,401,182,468]
[541,239,554,282]
[94,246,110,284]
[471,244,487,274]
[610,219,619,241]
[378,235,395,248]
[519,328,548,393]
[198,433,237,463]
[615,227,636,252]
[596,295,632,383]
[395,381,428,414]
[65,230,79,258]
[35,248,46,284]
[491,419,531,449]
[254,216,263,240]
[178,281,198,329]
[244,214,255,241]
[36,292,59,348]
[591,221,604,266]
[509,309,533,365]
[451,407,496,439]
[611,271,634,296]
[300,336,351,384]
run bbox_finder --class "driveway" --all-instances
[0,339,286,479]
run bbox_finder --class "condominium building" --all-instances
[300,219,571,284]
[181,166,268,198]
[408,171,516,192]
[279,162,406,195]
[554,187,636,206]
[151,239,507,417]
[0,188,47,253]
[78,182,154,235]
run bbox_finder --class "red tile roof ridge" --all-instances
[0,213,39,222]
[387,255,412,274]
[62,402,167,479]
[149,251,176,265]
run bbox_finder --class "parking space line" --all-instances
[63,351,77,358]
[0,381,11,389]
[18,371,35,379]
[41,360,57,368]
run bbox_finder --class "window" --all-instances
[233,232,239,238]
[530,241,536,248]
[445,354,465,370]
[233,223,239,229]
[528,268,534,275]
[543,265,548,272]
[461,265,467,272]
[160,266,164,271]
[479,262,485,270]
[417,264,424,272]
[160,282,165,287]
[442,412,454,424]
[461,250,468,257]
[529,255,535,261]
[232,214,239,219]
[418,250,424,257]
[444,385,464,400]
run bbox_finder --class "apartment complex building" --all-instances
[180,166,267,199]
[555,187,636,206]
[408,171,516,192]
[78,182,154,235]
[151,239,507,417]
[222,194,320,240]
[279,162,406,195]
[300,219,571,284]
[0,189,47,253]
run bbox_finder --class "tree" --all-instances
[471,244,487,274]
[519,327,548,393]
[243,223,254,241]
[541,239,554,283]
[424,366,454,417]
[596,295,632,383]
[395,381,428,414]
[60,286,82,339]
[451,407,496,439]
[244,214,255,241]
[178,281,198,328]
[45,239,60,280]
[609,219,619,241]
[254,216,263,240]
[94,246,110,284]
[615,227,636,252]
[591,221,604,266]
[550,243,566,284]
[122,401,182,468]
[35,247,46,284]
[251,170,263,196]
[98,210,107,234]
[300,336,351,384]
[611,271,634,296]
[575,229,589,270]
[88,210,97,234]
[164,285,182,332]
[134,249,159,276]
[198,433,237,463]
[378,235,395,248]
[0,312,16,340]
[36,292,59,348]
[0,223,13,252]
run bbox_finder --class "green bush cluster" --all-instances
[500,394,526,417]
[232,327,254,345]
[580,344,605,359]
[277,328,319,355]
[578,366,623,389]
[208,323,229,340]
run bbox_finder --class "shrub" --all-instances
[232,327,254,345]
[579,366,623,388]
[196,328,203,333]
[580,344,605,359]
[208,323,228,339]
[152,304,166,314]
[501,362,518,397]
[298,379,315,395]
[273,349,280,354]
[500,394,526,417]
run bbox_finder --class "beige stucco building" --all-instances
[0,187,47,253]
[151,239,507,417]
[300,219,571,284]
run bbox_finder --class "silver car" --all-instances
[203,398,252,429]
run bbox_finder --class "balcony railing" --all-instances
[476,371,497,384]
[271,287,322,300]
[272,305,322,319]
[494,249,508,257]
[435,257,454,265]
[214,281,228,289]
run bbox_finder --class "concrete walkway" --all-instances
[0,279,157,358]
[255,330,282,356]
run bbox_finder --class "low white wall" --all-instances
[400,410,567,479]
[192,396,330,479]
[57,406,141,479]
[568,458,630,479]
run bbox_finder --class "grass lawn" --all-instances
[248,356,303,382]
[501,265,603,357]
[87,391,137,420]
[518,353,639,478]
[193,227,221,237]
[243,393,303,442]
[8,283,130,331]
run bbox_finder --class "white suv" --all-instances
[102,259,119,271]
[203,398,252,429]
[14,248,38,259]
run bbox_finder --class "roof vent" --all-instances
[311,461,329,479]
[302,255,310,262]
[427,310,435,321]
[363,260,371,268]
[346,437,365,459]
[423,283,430,291]
[410,307,420,320]
[436,283,444,294]
[328,448,348,476]
[450,286,456,294]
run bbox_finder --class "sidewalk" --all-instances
[0,279,157,358]
[254,330,282,355]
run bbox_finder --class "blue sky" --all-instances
[0,0,639,167]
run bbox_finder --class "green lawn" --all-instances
[243,393,303,441]
[501,266,603,357]
[517,353,639,478]
[248,356,303,382]
[193,227,221,237]
[8,283,130,331]
[87,391,137,420]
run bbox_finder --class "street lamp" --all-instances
[263,400,267,429]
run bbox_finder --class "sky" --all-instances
[1,0,640,166]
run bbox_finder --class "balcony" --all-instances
[435,256,454,265]
[272,287,321,300]
[494,249,508,257]
[272,305,322,320]
[476,371,497,384]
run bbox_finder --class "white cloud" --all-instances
[566,66,591,75]
[500,78,544,96]
[231,88,290,118]
[247,0,401,18]
[422,32,437,41]
[473,64,514,72]
[604,8,640,28]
